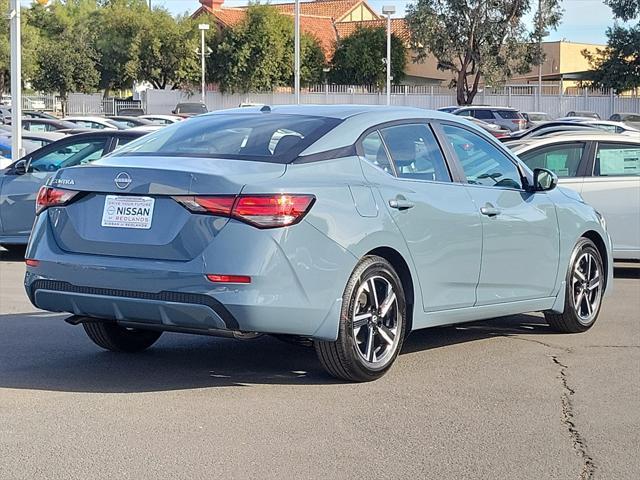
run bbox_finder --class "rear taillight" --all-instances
[36,186,79,215]
[174,194,315,229]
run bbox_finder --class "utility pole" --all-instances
[9,0,22,162]
[199,24,210,105]
[382,6,396,106]
[294,0,300,104]
[537,0,544,111]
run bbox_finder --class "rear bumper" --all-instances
[25,216,357,341]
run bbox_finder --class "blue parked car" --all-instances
[24,106,612,382]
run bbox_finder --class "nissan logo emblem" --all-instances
[114,172,132,190]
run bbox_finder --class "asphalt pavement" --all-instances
[0,247,638,480]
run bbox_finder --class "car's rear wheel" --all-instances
[83,321,162,352]
[315,255,406,382]
[545,238,604,333]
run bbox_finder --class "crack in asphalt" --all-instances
[551,355,596,480]
[504,336,595,479]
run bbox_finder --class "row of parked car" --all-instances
[0,103,638,263]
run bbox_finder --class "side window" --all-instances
[30,140,107,172]
[519,143,585,178]
[473,110,495,120]
[595,143,640,176]
[380,124,451,182]
[457,109,471,117]
[360,130,393,174]
[442,124,522,189]
[112,136,135,149]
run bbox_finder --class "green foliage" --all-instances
[209,5,326,93]
[0,2,43,95]
[31,35,99,99]
[584,1,639,92]
[605,0,639,21]
[406,0,562,105]
[329,27,406,88]
[126,11,200,90]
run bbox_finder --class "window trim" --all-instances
[434,120,530,192]
[355,119,456,184]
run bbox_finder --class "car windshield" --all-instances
[175,104,207,114]
[113,113,341,163]
[527,113,549,121]
[497,110,521,119]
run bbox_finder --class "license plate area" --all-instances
[101,195,155,230]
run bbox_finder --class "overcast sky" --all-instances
[23,0,617,45]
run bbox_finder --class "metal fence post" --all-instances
[508,86,512,107]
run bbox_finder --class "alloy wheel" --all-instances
[352,275,401,367]
[571,251,602,325]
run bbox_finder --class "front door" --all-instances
[360,123,483,312]
[440,124,560,305]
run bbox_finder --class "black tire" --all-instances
[0,244,26,255]
[314,255,406,382]
[545,238,604,333]
[83,321,162,352]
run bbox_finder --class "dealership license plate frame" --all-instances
[101,195,155,230]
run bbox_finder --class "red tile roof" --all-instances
[335,19,410,43]
[196,7,338,59]
[271,0,375,21]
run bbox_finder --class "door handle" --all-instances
[389,198,415,210]
[480,205,501,217]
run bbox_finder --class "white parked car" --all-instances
[63,116,122,130]
[139,114,183,125]
[510,132,640,260]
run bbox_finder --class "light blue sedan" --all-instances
[24,106,612,382]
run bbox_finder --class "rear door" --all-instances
[581,141,640,258]
[0,136,108,237]
[360,122,482,311]
[439,123,560,304]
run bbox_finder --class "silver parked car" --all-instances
[510,132,640,260]
[453,106,527,131]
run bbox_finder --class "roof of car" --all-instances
[206,104,459,121]
[454,105,518,111]
[510,132,640,152]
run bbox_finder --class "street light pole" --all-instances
[537,0,544,111]
[382,6,396,106]
[294,0,300,104]
[9,0,22,162]
[199,24,210,105]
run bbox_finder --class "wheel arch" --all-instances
[581,230,609,291]
[366,246,416,335]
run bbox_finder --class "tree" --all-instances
[90,0,149,93]
[406,0,562,105]
[126,11,200,90]
[584,1,640,92]
[0,2,43,95]
[31,35,99,103]
[209,5,325,93]
[329,27,406,88]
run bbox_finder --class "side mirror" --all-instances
[533,168,558,192]
[13,159,29,175]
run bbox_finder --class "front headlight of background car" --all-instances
[595,210,607,230]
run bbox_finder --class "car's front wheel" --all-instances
[83,321,162,352]
[545,238,604,333]
[315,255,406,382]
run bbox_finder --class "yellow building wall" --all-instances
[343,5,377,21]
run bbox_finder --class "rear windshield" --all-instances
[114,113,341,163]
[527,113,548,121]
[175,104,207,114]
[496,110,522,119]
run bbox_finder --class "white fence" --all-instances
[142,85,640,120]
